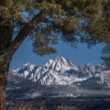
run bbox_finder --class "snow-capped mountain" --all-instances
[7,57,110,100]
[9,57,110,86]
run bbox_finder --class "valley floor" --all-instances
[7,97,110,110]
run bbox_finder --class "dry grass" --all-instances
[8,102,46,110]
[7,99,80,110]
[8,102,32,110]
[8,102,80,110]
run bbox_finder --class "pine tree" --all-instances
[102,44,110,68]
[0,0,110,109]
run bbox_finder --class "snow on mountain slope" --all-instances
[43,57,78,72]
[10,57,110,86]
[11,63,38,80]
[100,70,110,86]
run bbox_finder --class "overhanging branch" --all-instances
[8,12,43,56]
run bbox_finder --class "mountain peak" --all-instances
[83,63,95,69]
[21,63,36,68]
[56,56,66,61]
[43,56,78,72]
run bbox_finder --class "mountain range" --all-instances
[7,56,110,101]
[8,57,110,86]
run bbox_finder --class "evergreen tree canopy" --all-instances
[102,44,110,68]
[0,0,110,65]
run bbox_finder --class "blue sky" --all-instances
[10,37,104,70]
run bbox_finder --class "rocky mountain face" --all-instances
[8,57,110,86]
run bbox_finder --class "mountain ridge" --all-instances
[9,57,110,86]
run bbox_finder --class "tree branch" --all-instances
[8,12,43,56]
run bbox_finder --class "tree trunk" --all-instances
[0,57,10,110]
